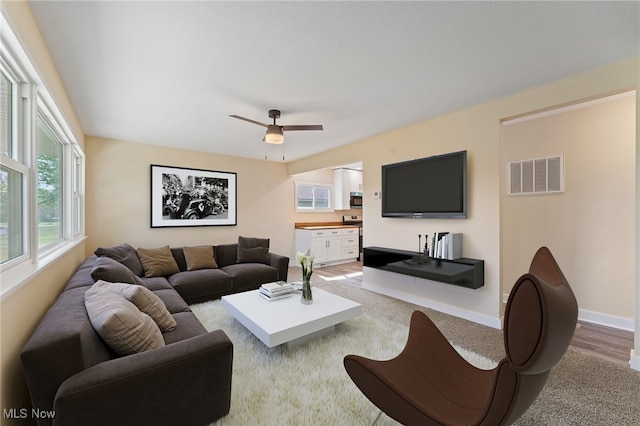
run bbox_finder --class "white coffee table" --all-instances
[221,287,362,348]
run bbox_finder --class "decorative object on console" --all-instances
[150,164,237,227]
[429,232,463,260]
[296,250,314,304]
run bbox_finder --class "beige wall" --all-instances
[502,94,636,321]
[85,137,297,258]
[289,58,640,326]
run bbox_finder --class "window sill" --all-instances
[0,236,87,301]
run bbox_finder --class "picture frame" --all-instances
[150,164,237,227]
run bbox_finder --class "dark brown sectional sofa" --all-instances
[21,239,289,426]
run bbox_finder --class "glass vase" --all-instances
[301,279,313,305]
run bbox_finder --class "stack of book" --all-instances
[260,281,294,301]
[429,232,463,260]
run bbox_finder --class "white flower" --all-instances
[296,249,314,281]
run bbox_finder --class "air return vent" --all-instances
[507,155,564,195]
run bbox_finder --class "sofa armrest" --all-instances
[269,252,289,281]
[53,330,233,426]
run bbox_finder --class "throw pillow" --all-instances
[94,243,144,277]
[183,246,218,271]
[91,256,145,286]
[85,286,164,356]
[93,280,177,332]
[137,245,180,277]
[237,236,270,264]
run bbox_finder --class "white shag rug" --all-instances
[191,300,498,426]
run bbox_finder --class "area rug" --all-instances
[310,278,640,426]
[191,299,497,425]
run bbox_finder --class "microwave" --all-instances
[349,192,363,209]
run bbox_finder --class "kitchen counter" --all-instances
[294,225,361,266]
[298,225,360,230]
[294,221,360,230]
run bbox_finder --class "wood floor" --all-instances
[309,261,635,365]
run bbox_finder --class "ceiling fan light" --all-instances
[265,125,284,144]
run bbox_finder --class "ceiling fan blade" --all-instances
[281,124,324,131]
[229,115,268,128]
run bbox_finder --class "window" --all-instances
[0,66,28,265]
[37,109,64,249]
[295,181,333,212]
[1,13,85,293]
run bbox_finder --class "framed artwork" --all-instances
[150,164,237,227]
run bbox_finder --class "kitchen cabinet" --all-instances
[295,227,360,266]
[334,169,363,210]
[349,170,363,192]
[340,227,359,259]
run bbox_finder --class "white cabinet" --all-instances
[295,227,360,266]
[334,169,363,210]
[349,170,363,193]
[340,228,359,259]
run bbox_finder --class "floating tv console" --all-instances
[363,246,484,289]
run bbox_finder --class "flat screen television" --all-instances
[382,150,467,218]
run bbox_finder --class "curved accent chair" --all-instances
[344,246,578,425]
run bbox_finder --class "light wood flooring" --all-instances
[305,261,635,365]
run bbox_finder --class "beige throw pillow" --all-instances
[137,245,180,277]
[183,246,218,271]
[93,280,177,332]
[85,287,164,355]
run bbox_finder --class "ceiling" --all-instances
[26,1,639,163]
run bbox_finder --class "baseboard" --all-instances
[363,281,502,329]
[502,293,635,332]
[630,350,640,371]
[578,308,635,332]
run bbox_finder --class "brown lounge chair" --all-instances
[344,246,578,425]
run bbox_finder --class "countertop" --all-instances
[294,221,360,230]
[297,225,359,230]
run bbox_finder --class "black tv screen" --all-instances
[382,150,467,218]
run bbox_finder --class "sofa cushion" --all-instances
[237,236,269,264]
[139,276,174,291]
[150,288,191,314]
[91,256,145,286]
[220,263,279,291]
[214,244,238,268]
[84,287,165,356]
[93,280,177,332]
[94,243,144,277]
[137,245,181,277]
[183,246,218,271]
[168,269,233,303]
[162,311,209,345]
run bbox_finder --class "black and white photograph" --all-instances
[150,165,237,227]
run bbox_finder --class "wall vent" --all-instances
[507,155,564,195]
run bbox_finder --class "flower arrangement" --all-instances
[296,250,314,304]
[296,250,314,282]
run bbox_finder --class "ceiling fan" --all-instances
[229,109,323,144]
